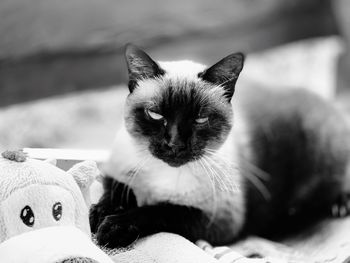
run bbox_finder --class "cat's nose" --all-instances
[164,139,186,152]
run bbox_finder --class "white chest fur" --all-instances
[104,127,214,210]
[103,121,246,219]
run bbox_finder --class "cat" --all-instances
[90,44,350,248]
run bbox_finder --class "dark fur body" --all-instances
[91,83,350,247]
[90,45,350,248]
[237,85,350,238]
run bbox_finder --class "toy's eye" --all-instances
[195,117,209,124]
[146,109,164,120]
[20,206,35,227]
[52,202,62,221]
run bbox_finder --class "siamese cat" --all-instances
[90,44,350,248]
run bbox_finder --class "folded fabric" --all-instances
[107,232,281,263]
[110,233,217,263]
[197,240,284,263]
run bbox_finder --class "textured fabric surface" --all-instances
[109,233,217,263]
[57,257,99,263]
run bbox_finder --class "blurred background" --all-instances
[0,0,349,150]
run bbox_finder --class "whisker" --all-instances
[237,157,270,181]
[201,156,228,192]
[204,149,271,200]
[203,151,236,190]
[197,158,218,224]
[206,156,232,192]
[239,166,271,200]
[206,148,270,181]
[204,155,239,193]
[123,156,150,205]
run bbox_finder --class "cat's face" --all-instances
[123,44,244,167]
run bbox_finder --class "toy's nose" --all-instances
[58,257,99,263]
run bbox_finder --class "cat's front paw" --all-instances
[89,203,109,233]
[96,215,140,248]
[331,193,350,218]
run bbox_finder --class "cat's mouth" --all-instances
[149,144,203,167]
[162,158,187,167]
[154,152,199,167]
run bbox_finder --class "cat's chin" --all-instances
[165,161,185,168]
[157,157,191,168]
[159,159,185,167]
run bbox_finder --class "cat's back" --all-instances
[234,82,350,238]
[235,82,344,128]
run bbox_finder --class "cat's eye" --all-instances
[147,109,164,120]
[195,117,209,124]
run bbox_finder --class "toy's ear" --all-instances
[44,158,57,166]
[67,160,99,189]
[67,160,100,207]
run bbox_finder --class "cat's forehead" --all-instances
[158,60,206,79]
[128,60,226,103]
[125,60,230,115]
[130,77,226,108]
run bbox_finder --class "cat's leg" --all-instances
[331,169,350,218]
[331,193,350,217]
[89,176,137,233]
[329,170,350,218]
[95,203,235,248]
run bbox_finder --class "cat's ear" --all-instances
[125,44,165,92]
[198,53,244,101]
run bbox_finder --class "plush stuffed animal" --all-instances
[0,150,114,263]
